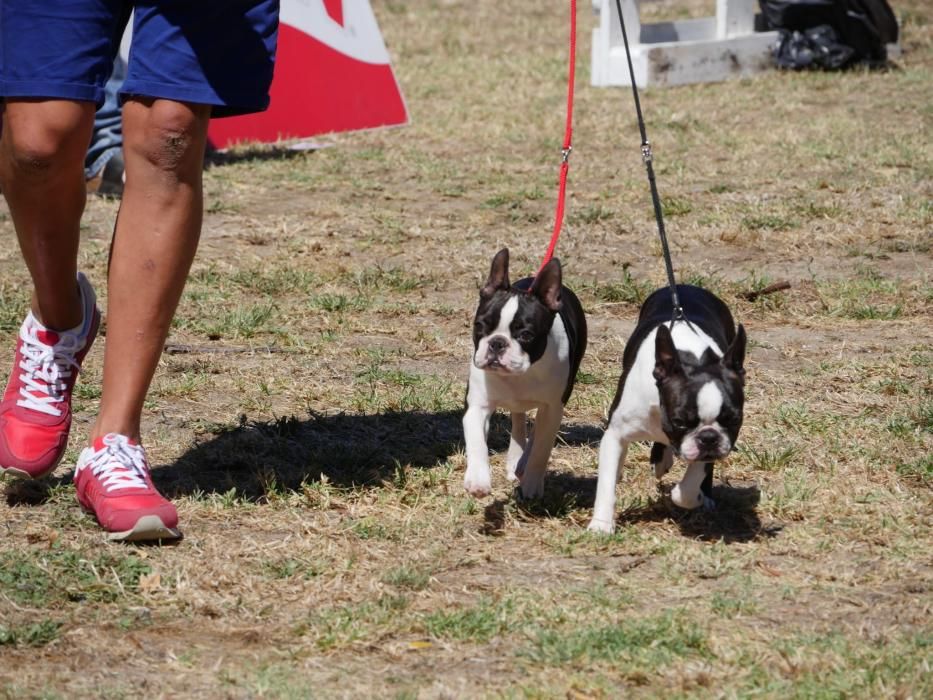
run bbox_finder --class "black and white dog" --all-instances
[588,285,746,533]
[463,249,587,499]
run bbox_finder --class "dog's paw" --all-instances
[517,474,545,500]
[463,471,492,498]
[507,454,526,482]
[586,518,615,534]
[671,483,704,510]
[652,449,673,480]
[700,494,717,512]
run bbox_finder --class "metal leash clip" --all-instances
[641,142,653,164]
[561,145,573,163]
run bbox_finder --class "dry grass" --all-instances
[1,1,931,698]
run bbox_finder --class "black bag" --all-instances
[758,0,898,69]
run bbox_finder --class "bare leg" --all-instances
[0,100,95,330]
[91,98,210,442]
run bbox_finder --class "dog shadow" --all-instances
[617,480,778,543]
[478,468,775,544]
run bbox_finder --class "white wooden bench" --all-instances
[591,0,780,87]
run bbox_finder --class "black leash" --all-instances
[612,0,686,324]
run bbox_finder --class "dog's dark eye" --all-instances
[671,419,687,432]
[473,322,484,335]
[516,331,533,344]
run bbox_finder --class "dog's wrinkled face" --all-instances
[472,248,562,374]
[654,324,746,462]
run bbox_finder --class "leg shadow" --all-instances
[617,479,780,543]
[155,409,465,500]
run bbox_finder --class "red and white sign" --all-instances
[207,0,409,149]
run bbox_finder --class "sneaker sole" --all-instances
[106,515,182,543]
[0,462,59,481]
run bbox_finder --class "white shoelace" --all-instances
[77,434,149,492]
[15,321,84,417]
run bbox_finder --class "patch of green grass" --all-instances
[585,268,651,305]
[741,445,798,471]
[793,201,843,221]
[767,465,818,516]
[261,558,324,580]
[304,595,410,651]
[351,267,428,293]
[848,303,903,320]
[0,285,30,332]
[776,402,838,436]
[569,204,613,225]
[0,620,62,648]
[73,383,102,400]
[661,196,692,217]
[349,517,397,541]
[680,271,724,295]
[178,303,279,339]
[309,293,370,313]
[424,597,514,643]
[383,565,432,591]
[0,548,151,606]
[742,213,796,231]
[230,267,320,296]
[526,610,709,667]
[353,352,458,413]
[742,631,933,699]
[710,592,757,618]
[818,265,913,320]
[896,454,932,483]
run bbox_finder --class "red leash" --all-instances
[534,0,577,278]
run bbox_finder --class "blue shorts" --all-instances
[0,0,279,118]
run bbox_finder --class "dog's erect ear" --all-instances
[481,248,510,299]
[530,258,562,312]
[654,324,682,382]
[721,324,747,379]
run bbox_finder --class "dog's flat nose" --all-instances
[488,336,508,354]
[697,429,720,447]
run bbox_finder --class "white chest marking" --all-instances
[697,381,724,424]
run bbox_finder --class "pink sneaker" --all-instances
[0,273,100,479]
[74,433,181,542]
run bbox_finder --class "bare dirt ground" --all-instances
[0,1,930,698]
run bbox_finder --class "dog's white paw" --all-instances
[463,471,492,498]
[671,483,703,510]
[507,454,527,482]
[587,518,615,534]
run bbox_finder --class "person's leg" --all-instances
[91,97,210,443]
[0,100,102,478]
[0,100,95,330]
